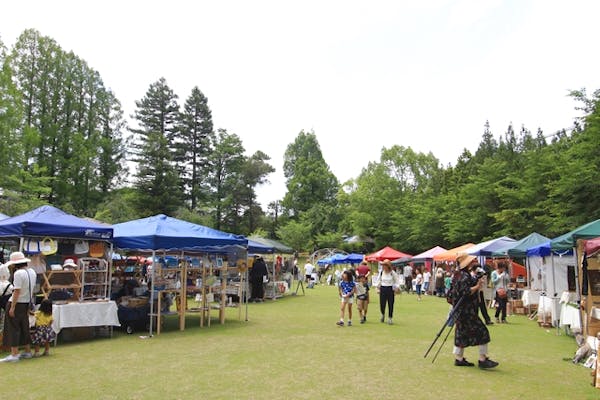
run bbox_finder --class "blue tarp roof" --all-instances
[247,239,274,254]
[247,236,294,253]
[113,214,246,251]
[467,236,516,256]
[491,232,550,258]
[0,205,113,240]
[316,253,364,265]
[526,241,573,257]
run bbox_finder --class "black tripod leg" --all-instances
[431,323,454,364]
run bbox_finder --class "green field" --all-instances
[1,285,597,399]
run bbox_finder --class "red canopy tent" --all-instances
[365,246,412,262]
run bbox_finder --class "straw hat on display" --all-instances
[457,254,476,269]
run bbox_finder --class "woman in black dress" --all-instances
[451,254,499,369]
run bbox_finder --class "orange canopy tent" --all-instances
[365,246,412,262]
[432,243,475,263]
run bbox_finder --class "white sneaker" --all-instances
[0,354,20,363]
[20,352,33,359]
[387,318,393,325]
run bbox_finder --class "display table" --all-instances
[52,300,120,336]
[521,290,541,307]
[559,291,581,331]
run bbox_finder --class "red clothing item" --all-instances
[356,264,370,277]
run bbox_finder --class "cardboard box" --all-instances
[511,299,523,308]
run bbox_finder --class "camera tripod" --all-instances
[423,295,465,364]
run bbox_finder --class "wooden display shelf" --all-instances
[42,270,82,300]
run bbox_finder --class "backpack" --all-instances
[0,283,13,310]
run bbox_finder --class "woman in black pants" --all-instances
[492,261,510,323]
[376,260,400,325]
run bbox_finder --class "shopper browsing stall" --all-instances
[1,252,36,363]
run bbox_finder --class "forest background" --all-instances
[0,29,599,255]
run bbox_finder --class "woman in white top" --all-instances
[377,259,400,325]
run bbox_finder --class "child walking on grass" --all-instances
[31,299,55,357]
[356,274,370,324]
[337,271,356,326]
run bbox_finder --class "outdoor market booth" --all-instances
[491,232,551,317]
[0,205,118,341]
[432,243,475,266]
[522,240,575,328]
[112,214,248,335]
[365,246,412,287]
[404,245,447,271]
[248,236,294,299]
[316,252,365,285]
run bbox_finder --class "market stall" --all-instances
[0,205,118,341]
[248,236,294,299]
[113,214,248,335]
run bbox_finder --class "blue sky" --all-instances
[1,1,599,208]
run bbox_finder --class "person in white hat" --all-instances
[450,254,499,369]
[1,251,37,362]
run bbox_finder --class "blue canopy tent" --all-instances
[113,214,245,251]
[0,205,113,240]
[492,232,550,258]
[247,239,274,254]
[490,233,551,288]
[343,253,365,264]
[247,236,294,254]
[113,214,247,335]
[467,236,516,257]
[0,213,9,220]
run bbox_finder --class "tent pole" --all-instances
[573,245,583,337]
[149,250,156,337]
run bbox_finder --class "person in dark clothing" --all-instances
[470,264,493,325]
[451,254,499,369]
[249,255,268,302]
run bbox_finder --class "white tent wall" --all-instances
[528,254,573,296]
[528,254,575,326]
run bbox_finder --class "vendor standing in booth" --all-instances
[249,255,268,302]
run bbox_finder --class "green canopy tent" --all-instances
[551,219,600,251]
[490,232,551,289]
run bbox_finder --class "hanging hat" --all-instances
[4,251,31,267]
[457,254,476,269]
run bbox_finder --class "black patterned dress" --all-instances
[452,269,490,348]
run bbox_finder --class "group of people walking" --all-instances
[335,255,508,370]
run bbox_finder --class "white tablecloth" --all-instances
[521,290,540,307]
[559,303,581,330]
[52,301,120,334]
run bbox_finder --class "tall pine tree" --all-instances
[130,78,182,216]
[176,86,214,210]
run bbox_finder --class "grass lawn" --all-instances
[1,284,598,399]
